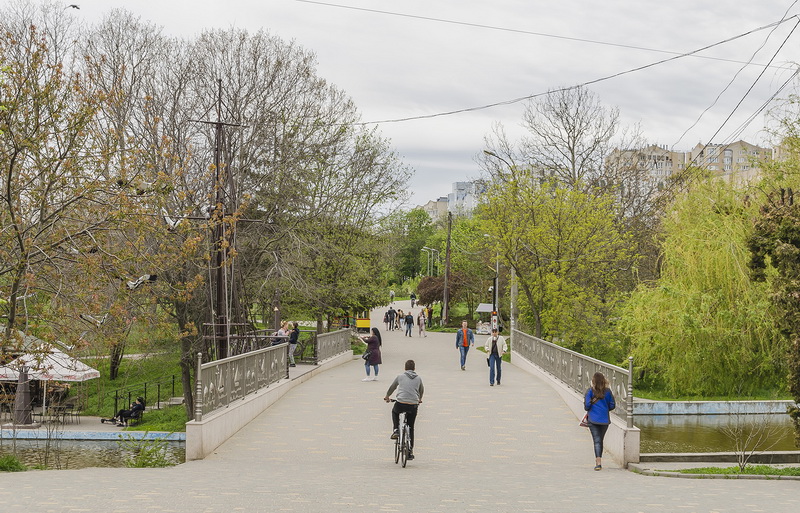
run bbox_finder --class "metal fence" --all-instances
[512,329,634,427]
[316,329,351,362]
[193,328,353,420]
[195,343,288,420]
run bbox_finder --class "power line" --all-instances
[673,0,800,148]
[297,0,795,69]
[350,15,800,125]
[687,16,800,169]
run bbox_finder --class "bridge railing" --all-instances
[315,329,351,362]
[194,343,288,420]
[193,328,352,420]
[512,329,634,427]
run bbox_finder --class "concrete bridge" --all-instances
[0,300,798,512]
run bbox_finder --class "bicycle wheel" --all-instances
[400,424,410,467]
[394,433,401,464]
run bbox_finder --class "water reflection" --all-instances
[0,439,185,469]
[637,414,798,453]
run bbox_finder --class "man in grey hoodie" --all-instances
[384,360,424,460]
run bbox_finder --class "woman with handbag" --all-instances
[361,327,383,381]
[584,372,615,470]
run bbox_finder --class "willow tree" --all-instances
[619,179,785,395]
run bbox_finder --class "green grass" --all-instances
[475,346,511,362]
[634,388,791,402]
[671,465,800,477]
[121,404,187,432]
[0,454,26,472]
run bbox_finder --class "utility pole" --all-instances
[442,211,452,325]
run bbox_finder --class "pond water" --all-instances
[0,439,185,470]
[638,414,798,453]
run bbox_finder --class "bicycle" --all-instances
[388,399,412,467]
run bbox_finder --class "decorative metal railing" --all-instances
[193,328,353,421]
[194,343,288,420]
[316,329,351,363]
[512,329,634,427]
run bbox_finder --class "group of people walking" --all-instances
[383,306,429,337]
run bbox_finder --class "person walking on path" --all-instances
[455,320,474,370]
[288,322,300,367]
[396,309,404,331]
[410,292,416,307]
[417,311,426,337]
[383,311,390,331]
[404,311,414,337]
[484,327,507,386]
[384,359,424,461]
[387,307,397,331]
[584,371,616,471]
[361,327,383,381]
[390,290,395,302]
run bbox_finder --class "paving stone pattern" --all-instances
[0,301,797,512]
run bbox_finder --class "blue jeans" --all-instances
[488,353,502,384]
[365,364,379,376]
[459,345,469,367]
[405,323,412,336]
[588,422,609,458]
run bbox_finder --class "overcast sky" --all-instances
[70,0,800,205]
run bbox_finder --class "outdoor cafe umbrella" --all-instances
[0,348,100,414]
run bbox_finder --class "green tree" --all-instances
[748,184,800,443]
[482,174,634,359]
[620,179,785,395]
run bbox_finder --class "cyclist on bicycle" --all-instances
[384,359,424,460]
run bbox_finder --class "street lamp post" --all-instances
[423,246,439,276]
[420,248,431,276]
[483,234,499,332]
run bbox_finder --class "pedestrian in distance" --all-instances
[288,321,300,367]
[404,311,414,337]
[383,310,390,331]
[584,371,616,471]
[384,359,424,461]
[410,292,416,308]
[361,327,383,381]
[417,311,426,337]
[396,309,404,331]
[484,327,507,386]
[387,307,397,331]
[390,289,395,302]
[455,320,474,370]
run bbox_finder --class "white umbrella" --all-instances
[0,348,100,414]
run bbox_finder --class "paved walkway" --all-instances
[0,300,798,512]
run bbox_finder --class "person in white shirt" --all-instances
[484,328,507,386]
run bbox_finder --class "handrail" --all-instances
[512,329,634,427]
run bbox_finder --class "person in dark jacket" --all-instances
[361,327,382,381]
[114,397,145,427]
[404,312,414,337]
[584,372,616,470]
[288,322,300,367]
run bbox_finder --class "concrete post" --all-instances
[627,356,634,428]
[194,352,203,422]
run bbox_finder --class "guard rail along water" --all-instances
[511,328,640,465]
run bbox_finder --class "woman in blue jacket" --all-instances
[584,372,615,470]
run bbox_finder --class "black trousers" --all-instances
[392,402,419,450]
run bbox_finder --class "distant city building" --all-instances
[689,140,772,184]
[447,181,484,215]
[417,181,486,220]
[606,140,773,189]
[420,197,449,221]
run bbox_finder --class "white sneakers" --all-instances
[361,376,378,381]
